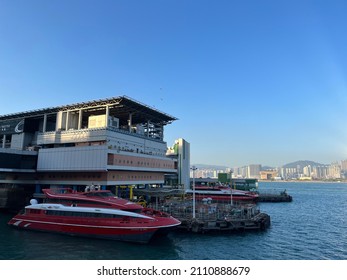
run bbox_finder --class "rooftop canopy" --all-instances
[0,95,177,125]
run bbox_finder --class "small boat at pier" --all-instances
[186,185,259,203]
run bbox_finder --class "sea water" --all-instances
[0,182,346,260]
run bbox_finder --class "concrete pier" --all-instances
[177,212,270,233]
[152,200,271,233]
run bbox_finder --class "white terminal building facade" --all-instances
[0,96,190,207]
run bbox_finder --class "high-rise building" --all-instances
[312,165,328,179]
[303,165,312,177]
[328,162,341,179]
[247,164,261,179]
[341,160,347,171]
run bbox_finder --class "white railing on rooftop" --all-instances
[36,127,165,145]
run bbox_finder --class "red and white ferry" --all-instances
[8,186,181,243]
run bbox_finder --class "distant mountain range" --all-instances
[281,160,327,168]
[192,160,328,170]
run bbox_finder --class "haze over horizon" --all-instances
[1,0,347,167]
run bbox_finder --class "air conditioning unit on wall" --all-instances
[108,117,119,129]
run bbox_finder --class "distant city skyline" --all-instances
[1,1,347,167]
[191,158,339,169]
[190,159,347,180]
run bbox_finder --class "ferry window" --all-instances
[128,209,141,214]
[44,209,135,220]
[46,210,57,216]
[101,213,113,218]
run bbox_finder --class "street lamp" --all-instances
[230,170,233,206]
[191,166,197,219]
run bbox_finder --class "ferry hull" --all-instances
[8,216,176,244]
[8,188,182,243]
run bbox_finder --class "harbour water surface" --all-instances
[0,182,346,260]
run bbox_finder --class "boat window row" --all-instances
[45,210,131,219]
[28,209,41,214]
[44,199,104,205]
[84,192,113,197]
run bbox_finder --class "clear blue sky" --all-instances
[1,0,347,167]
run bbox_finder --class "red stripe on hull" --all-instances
[9,217,158,243]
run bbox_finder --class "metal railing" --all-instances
[149,200,261,222]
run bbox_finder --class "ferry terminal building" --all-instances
[0,96,190,209]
